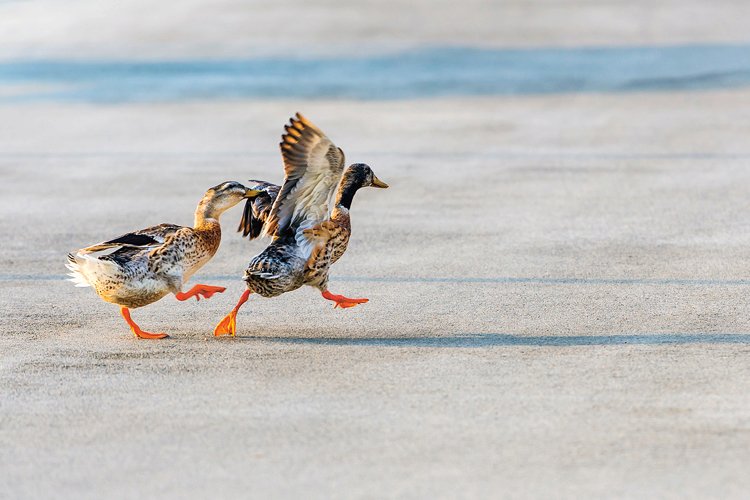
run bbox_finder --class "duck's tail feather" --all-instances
[65,252,118,288]
[66,253,91,287]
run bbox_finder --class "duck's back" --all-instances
[68,224,186,308]
[244,236,307,297]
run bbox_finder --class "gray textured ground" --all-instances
[2,1,750,499]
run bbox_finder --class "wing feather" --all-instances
[81,223,183,253]
[264,113,345,239]
[237,181,280,240]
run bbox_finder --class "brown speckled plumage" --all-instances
[235,114,386,300]
[67,181,254,309]
[213,114,388,337]
[303,207,351,290]
[244,237,307,297]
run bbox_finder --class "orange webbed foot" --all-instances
[321,290,369,309]
[175,284,227,302]
[213,311,237,337]
[120,307,169,339]
[213,290,251,337]
[133,329,169,339]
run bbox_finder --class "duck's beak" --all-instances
[371,175,389,189]
[244,188,263,198]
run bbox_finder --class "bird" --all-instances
[213,113,388,336]
[66,181,262,339]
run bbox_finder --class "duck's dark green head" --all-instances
[335,164,388,209]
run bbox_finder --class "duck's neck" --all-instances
[193,202,222,232]
[334,179,361,210]
[191,206,222,259]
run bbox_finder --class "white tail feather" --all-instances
[66,252,119,288]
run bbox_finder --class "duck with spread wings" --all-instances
[213,113,388,336]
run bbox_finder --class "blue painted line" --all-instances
[241,333,750,347]
[2,44,750,103]
[4,274,750,286]
[0,274,70,281]
[331,276,750,286]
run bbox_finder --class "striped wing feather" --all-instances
[82,223,184,253]
[264,113,345,238]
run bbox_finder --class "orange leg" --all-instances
[213,290,251,337]
[120,307,169,339]
[321,290,369,309]
[175,284,226,301]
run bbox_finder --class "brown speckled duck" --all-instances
[66,182,261,339]
[214,113,388,336]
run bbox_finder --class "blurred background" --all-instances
[2,1,750,102]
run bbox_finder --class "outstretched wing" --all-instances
[237,180,280,240]
[81,223,184,254]
[264,113,345,239]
